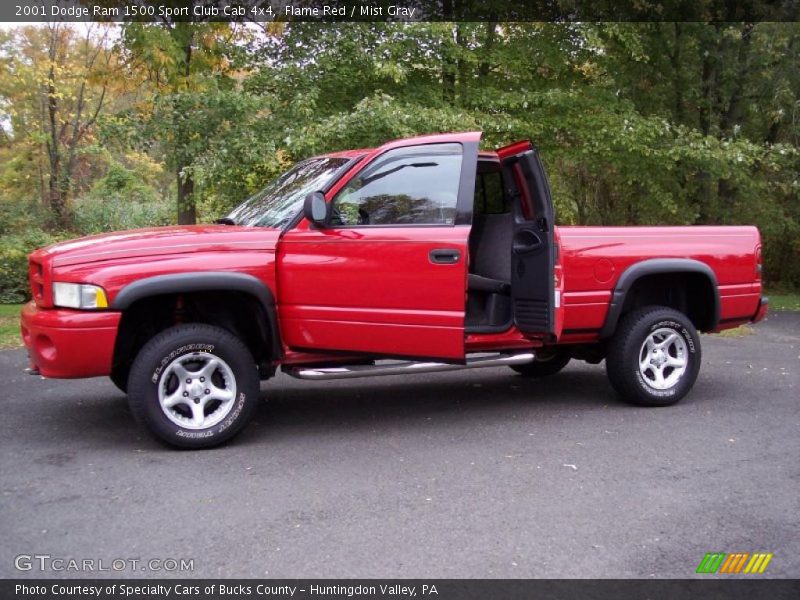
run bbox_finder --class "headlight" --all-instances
[52,282,108,309]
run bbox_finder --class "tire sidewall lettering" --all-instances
[635,370,676,398]
[218,393,247,433]
[648,320,696,354]
[150,344,216,383]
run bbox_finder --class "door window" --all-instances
[331,143,463,226]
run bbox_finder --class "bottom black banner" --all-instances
[3,579,800,600]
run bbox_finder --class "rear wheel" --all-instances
[127,323,260,449]
[510,349,571,378]
[606,306,701,406]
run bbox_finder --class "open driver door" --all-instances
[496,141,564,341]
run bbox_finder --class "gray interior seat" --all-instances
[468,213,512,294]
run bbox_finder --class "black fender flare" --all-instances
[112,272,282,358]
[599,258,720,338]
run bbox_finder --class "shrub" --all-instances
[71,193,173,235]
[0,231,64,303]
[69,159,173,234]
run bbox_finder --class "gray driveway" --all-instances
[1,312,798,578]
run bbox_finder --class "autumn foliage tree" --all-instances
[0,24,120,228]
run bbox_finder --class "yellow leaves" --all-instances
[275,149,293,169]
[148,46,176,71]
[575,61,601,79]
[264,22,286,38]
[254,108,272,120]
[122,150,164,179]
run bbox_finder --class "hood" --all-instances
[37,225,282,268]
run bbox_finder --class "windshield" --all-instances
[226,156,351,228]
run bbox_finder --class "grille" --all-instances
[28,257,45,304]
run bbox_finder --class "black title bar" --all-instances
[4,579,800,600]
[3,0,800,23]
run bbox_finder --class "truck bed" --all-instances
[558,225,762,337]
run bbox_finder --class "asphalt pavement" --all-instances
[1,312,798,579]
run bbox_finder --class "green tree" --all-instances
[118,22,245,224]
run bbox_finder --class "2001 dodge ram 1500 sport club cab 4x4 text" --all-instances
[20,132,768,448]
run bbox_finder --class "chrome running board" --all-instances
[283,352,535,381]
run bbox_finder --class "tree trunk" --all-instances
[442,31,457,102]
[668,24,689,208]
[455,24,467,105]
[46,56,69,229]
[699,52,715,136]
[717,24,755,209]
[48,174,68,229]
[696,25,723,223]
[718,23,755,135]
[441,1,457,103]
[574,169,588,225]
[478,21,496,79]
[670,23,684,125]
[174,28,196,225]
[177,166,196,225]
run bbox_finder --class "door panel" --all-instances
[496,141,562,339]
[278,132,480,360]
[278,226,469,358]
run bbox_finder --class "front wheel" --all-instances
[127,323,260,449]
[606,306,701,407]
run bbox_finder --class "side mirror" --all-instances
[304,191,328,228]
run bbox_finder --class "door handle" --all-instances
[429,249,461,264]
[513,229,543,255]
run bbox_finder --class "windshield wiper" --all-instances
[215,217,236,225]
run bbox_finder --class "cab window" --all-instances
[331,143,463,226]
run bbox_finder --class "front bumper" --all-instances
[20,301,121,378]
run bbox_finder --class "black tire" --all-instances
[606,306,701,407]
[109,365,129,394]
[510,349,571,378]
[127,323,260,449]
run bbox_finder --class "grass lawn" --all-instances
[0,304,23,349]
[767,292,800,311]
[714,324,754,337]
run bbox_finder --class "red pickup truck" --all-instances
[20,132,767,448]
